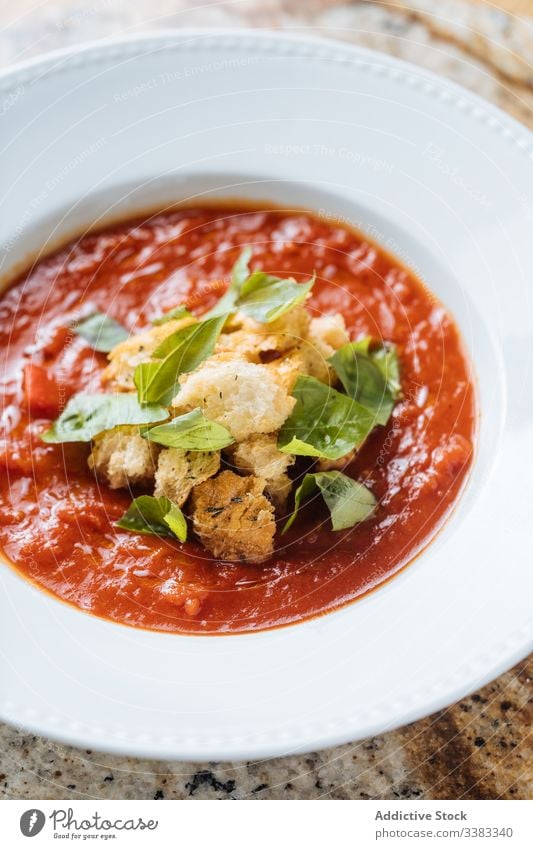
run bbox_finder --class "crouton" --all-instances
[272,303,310,336]
[225,434,295,511]
[264,351,304,392]
[216,305,310,363]
[173,357,295,441]
[309,313,350,358]
[229,305,310,341]
[226,433,293,481]
[283,313,350,385]
[88,426,159,489]
[215,328,276,361]
[102,316,196,391]
[189,470,275,563]
[154,448,220,506]
[294,338,332,385]
[265,341,331,389]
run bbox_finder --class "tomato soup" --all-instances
[0,205,475,633]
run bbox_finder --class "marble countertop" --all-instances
[0,0,531,800]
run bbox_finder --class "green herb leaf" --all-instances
[203,247,252,318]
[231,246,253,288]
[283,471,376,533]
[116,495,187,541]
[151,305,192,326]
[163,503,188,541]
[204,248,314,323]
[134,313,228,406]
[73,312,129,352]
[330,339,401,426]
[236,270,315,323]
[143,408,234,451]
[278,376,376,460]
[41,393,168,443]
[372,343,401,398]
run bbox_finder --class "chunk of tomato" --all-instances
[23,362,62,417]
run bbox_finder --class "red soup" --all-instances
[0,205,475,633]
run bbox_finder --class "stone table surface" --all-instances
[0,0,531,800]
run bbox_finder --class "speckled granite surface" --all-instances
[0,0,531,800]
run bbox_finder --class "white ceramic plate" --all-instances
[0,31,532,760]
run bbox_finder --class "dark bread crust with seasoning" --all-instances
[190,470,276,563]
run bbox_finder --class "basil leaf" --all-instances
[116,495,187,541]
[151,305,192,326]
[163,503,188,541]
[204,247,315,323]
[41,393,168,443]
[134,313,228,406]
[236,270,315,323]
[330,339,401,426]
[232,246,253,288]
[283,471,376,533]
[278,376,376,460]
[143,408,234,451]
[73,312,129,352]
[372,343,401,398]
[203,247,252,318]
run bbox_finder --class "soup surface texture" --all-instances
[0,206,475,633]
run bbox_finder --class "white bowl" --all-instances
[0,31,532,760]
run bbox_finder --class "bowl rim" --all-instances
[0,26,532,150]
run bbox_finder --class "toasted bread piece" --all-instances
[88,426,159,489]
[264,351,303,392]
[173,356,295,441]
[309,314,350,358]
[190,470,276,563]
[265,341,331,389]
[216,305,311,362]
[225,433,294,512]
[227,305,311,341]
[154,448,220,507]
[291,313,350,384]
[290,313,351,385]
